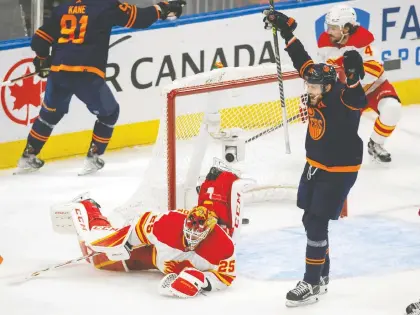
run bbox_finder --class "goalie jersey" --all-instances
[31,0,160,78]
[87,209,236,291]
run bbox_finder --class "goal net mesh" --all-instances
[115,64,309,220]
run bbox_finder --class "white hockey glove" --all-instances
[159,268,209,298]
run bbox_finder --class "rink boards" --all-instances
[0,0,419,169]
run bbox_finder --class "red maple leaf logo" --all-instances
[8,67,46,111]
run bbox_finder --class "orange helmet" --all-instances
[183,205,218,250]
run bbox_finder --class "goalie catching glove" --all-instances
[159,268,211,298]
[156,0,186,20]
[263,9,297,42]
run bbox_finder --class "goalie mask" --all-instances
[183,205,218,250]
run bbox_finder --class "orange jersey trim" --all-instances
[285,36,297,49]
[154,5,161,19]
[95,259,119,269]
[42,102,56,112]
[91,225,131,247]
[151,246,157,267]
[125,4,137,28]
[92,134,110,144]
[50,65,105,78]
[135,212,152,245]
[340,89,361,111]
[30,130,49,142]
[364,65,384,78]
[306,257,326,265]
[375,118,395,131]
[35,30,53,43]
[307,157,361,173]
[208,270,235,286]
[299,60,314,78]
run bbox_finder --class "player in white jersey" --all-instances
[317,4,402,162]
[51,167,252,298]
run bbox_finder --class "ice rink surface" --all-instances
[0,106,419,315]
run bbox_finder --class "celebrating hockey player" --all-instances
[16,0,186,175]
[263,9,367,306]
[51,167,252,298]
[317,4,402,162]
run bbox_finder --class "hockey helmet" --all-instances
[325,4,357,29]
[304,63,337,90]
[183,205,218,250]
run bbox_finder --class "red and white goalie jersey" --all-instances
[52,167,251,298]
[87,207,236,294]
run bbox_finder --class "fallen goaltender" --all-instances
[46,166,254,298]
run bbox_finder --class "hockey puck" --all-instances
[242,218,250,225]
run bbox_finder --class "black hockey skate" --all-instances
[78,143,105,176]
[406,300,420,315]
[286,281,320,307]
[368,139,391,162]
[319,276,329,295]
[14,144,45,175]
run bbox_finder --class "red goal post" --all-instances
[115,64,347,220]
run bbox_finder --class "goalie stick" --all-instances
[24,252,100,281]
[268,0,291,154]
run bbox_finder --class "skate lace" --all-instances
[413,301,420,309]
[291,282,311,296]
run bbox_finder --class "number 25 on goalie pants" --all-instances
[297,163,357,220]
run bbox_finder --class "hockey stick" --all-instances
[1,35,131,89]
[109,34,132,49]
[23,252,100,282]
[0,71,38,87]
[268,0,291,154]
[245,109,307,144]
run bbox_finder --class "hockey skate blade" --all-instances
[13,167,40,175]
[285,296,319,308]
[78,168,100,176]
[319,286,328,295]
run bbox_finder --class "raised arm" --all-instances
[263,10,314,78]
[112,0,186,29]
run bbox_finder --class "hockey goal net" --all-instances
[116,63,311,219]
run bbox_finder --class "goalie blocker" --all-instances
[50,167,253,298]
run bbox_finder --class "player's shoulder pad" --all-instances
[317,32,334,48]
[195,226,234,266]
[346,26,374,48]
[152,211,187,251]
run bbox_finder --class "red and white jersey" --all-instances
[317,26,386,95]
[92,209,236,291]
